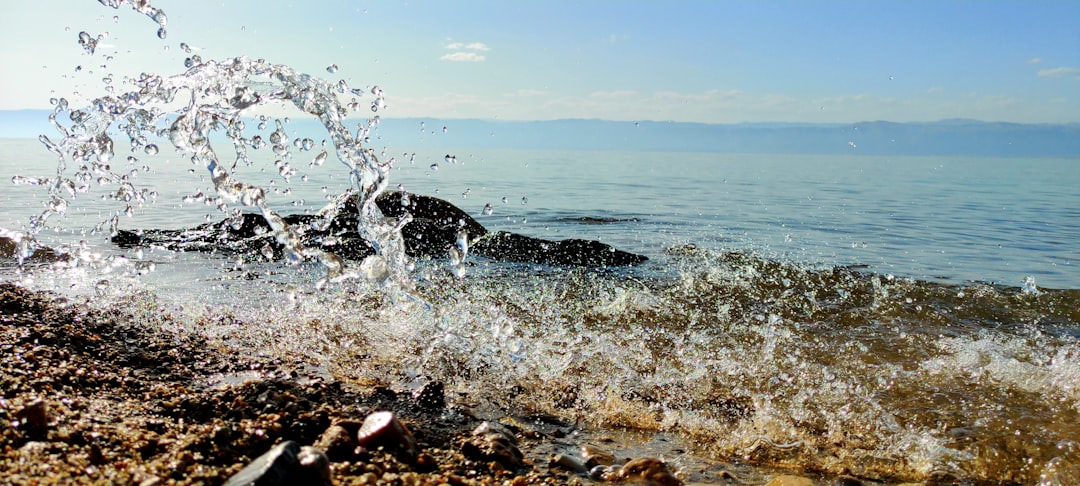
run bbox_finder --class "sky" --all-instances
[1,0,1078,124]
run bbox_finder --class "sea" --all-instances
[2,3,1080,484]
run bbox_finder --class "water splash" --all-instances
[96,0,169,39]
[24,3,412,293]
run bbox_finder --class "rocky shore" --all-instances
[0,282,857,485]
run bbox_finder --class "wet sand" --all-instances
[0,282,866,485]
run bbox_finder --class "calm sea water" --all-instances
[3,125,1079,484]
[5,137,1076,289]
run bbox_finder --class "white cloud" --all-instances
[444,42,489,51]
[441,52,486,62]
[1029,57,1042,64]
[1037,67,1080,78]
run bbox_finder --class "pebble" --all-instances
[15,399,50,433]
[607,457,683,486]
[313,424,355,461]
[356,411,418,459]
[549,453,588,473]
[581,444,616,467]
[589,464,615,481]
[223,440,330,486]
[461,421,525,470]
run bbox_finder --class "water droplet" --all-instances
[313,150,327,166]
[442,126,448,133]
[143,144,159,155]
[429,163,439,171]
[301,138,315,151]
[78,31,99,55]
[180,42,191,53]
[521,195,528,205]
[501,197,509,204]
[482,203,493,216]
[326,64,338,73]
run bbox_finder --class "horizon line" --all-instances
[2,109,1078,127]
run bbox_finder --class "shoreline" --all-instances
[1,281,905,485]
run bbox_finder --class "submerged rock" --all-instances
[581,444,616,468]
[112,190,648,267]
[462,421,525,470]
[605,457,683,485]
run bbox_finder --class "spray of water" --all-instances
[25,3,412,292]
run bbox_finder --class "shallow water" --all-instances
[2,1,1079,484]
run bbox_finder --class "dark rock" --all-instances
[223,440,330,486]
[112,190,647,267]
[413,381,445,412]
[15,399,50,434]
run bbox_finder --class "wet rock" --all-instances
[0,235,14,258]
[313,424,355,461]
[113,190,648,267]
[413,381,445,411]
[223,440,330,486]
[764,475,815,486]
[581,444,616,468]
[605,457,682,486]
[549,453,588,473]
[461,421,525,470]
[356,411,418,459]
[589,464,614,481]
[297,446,331,483]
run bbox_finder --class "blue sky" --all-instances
[1,0,1077,123]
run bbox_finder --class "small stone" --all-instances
[15,399,50,434]
[610,457,683,486]
[588,465,611,481]
[765,475,815,486]
[581,444,615,467]
[313,424,355,461]
[356,411,418,459]
[413,381,445,411]
[549,453,587,473]
[297,446,330,482]
[224,440,331,486]
[461,422,524,470]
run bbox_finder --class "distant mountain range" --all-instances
[3,109,1077,157]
